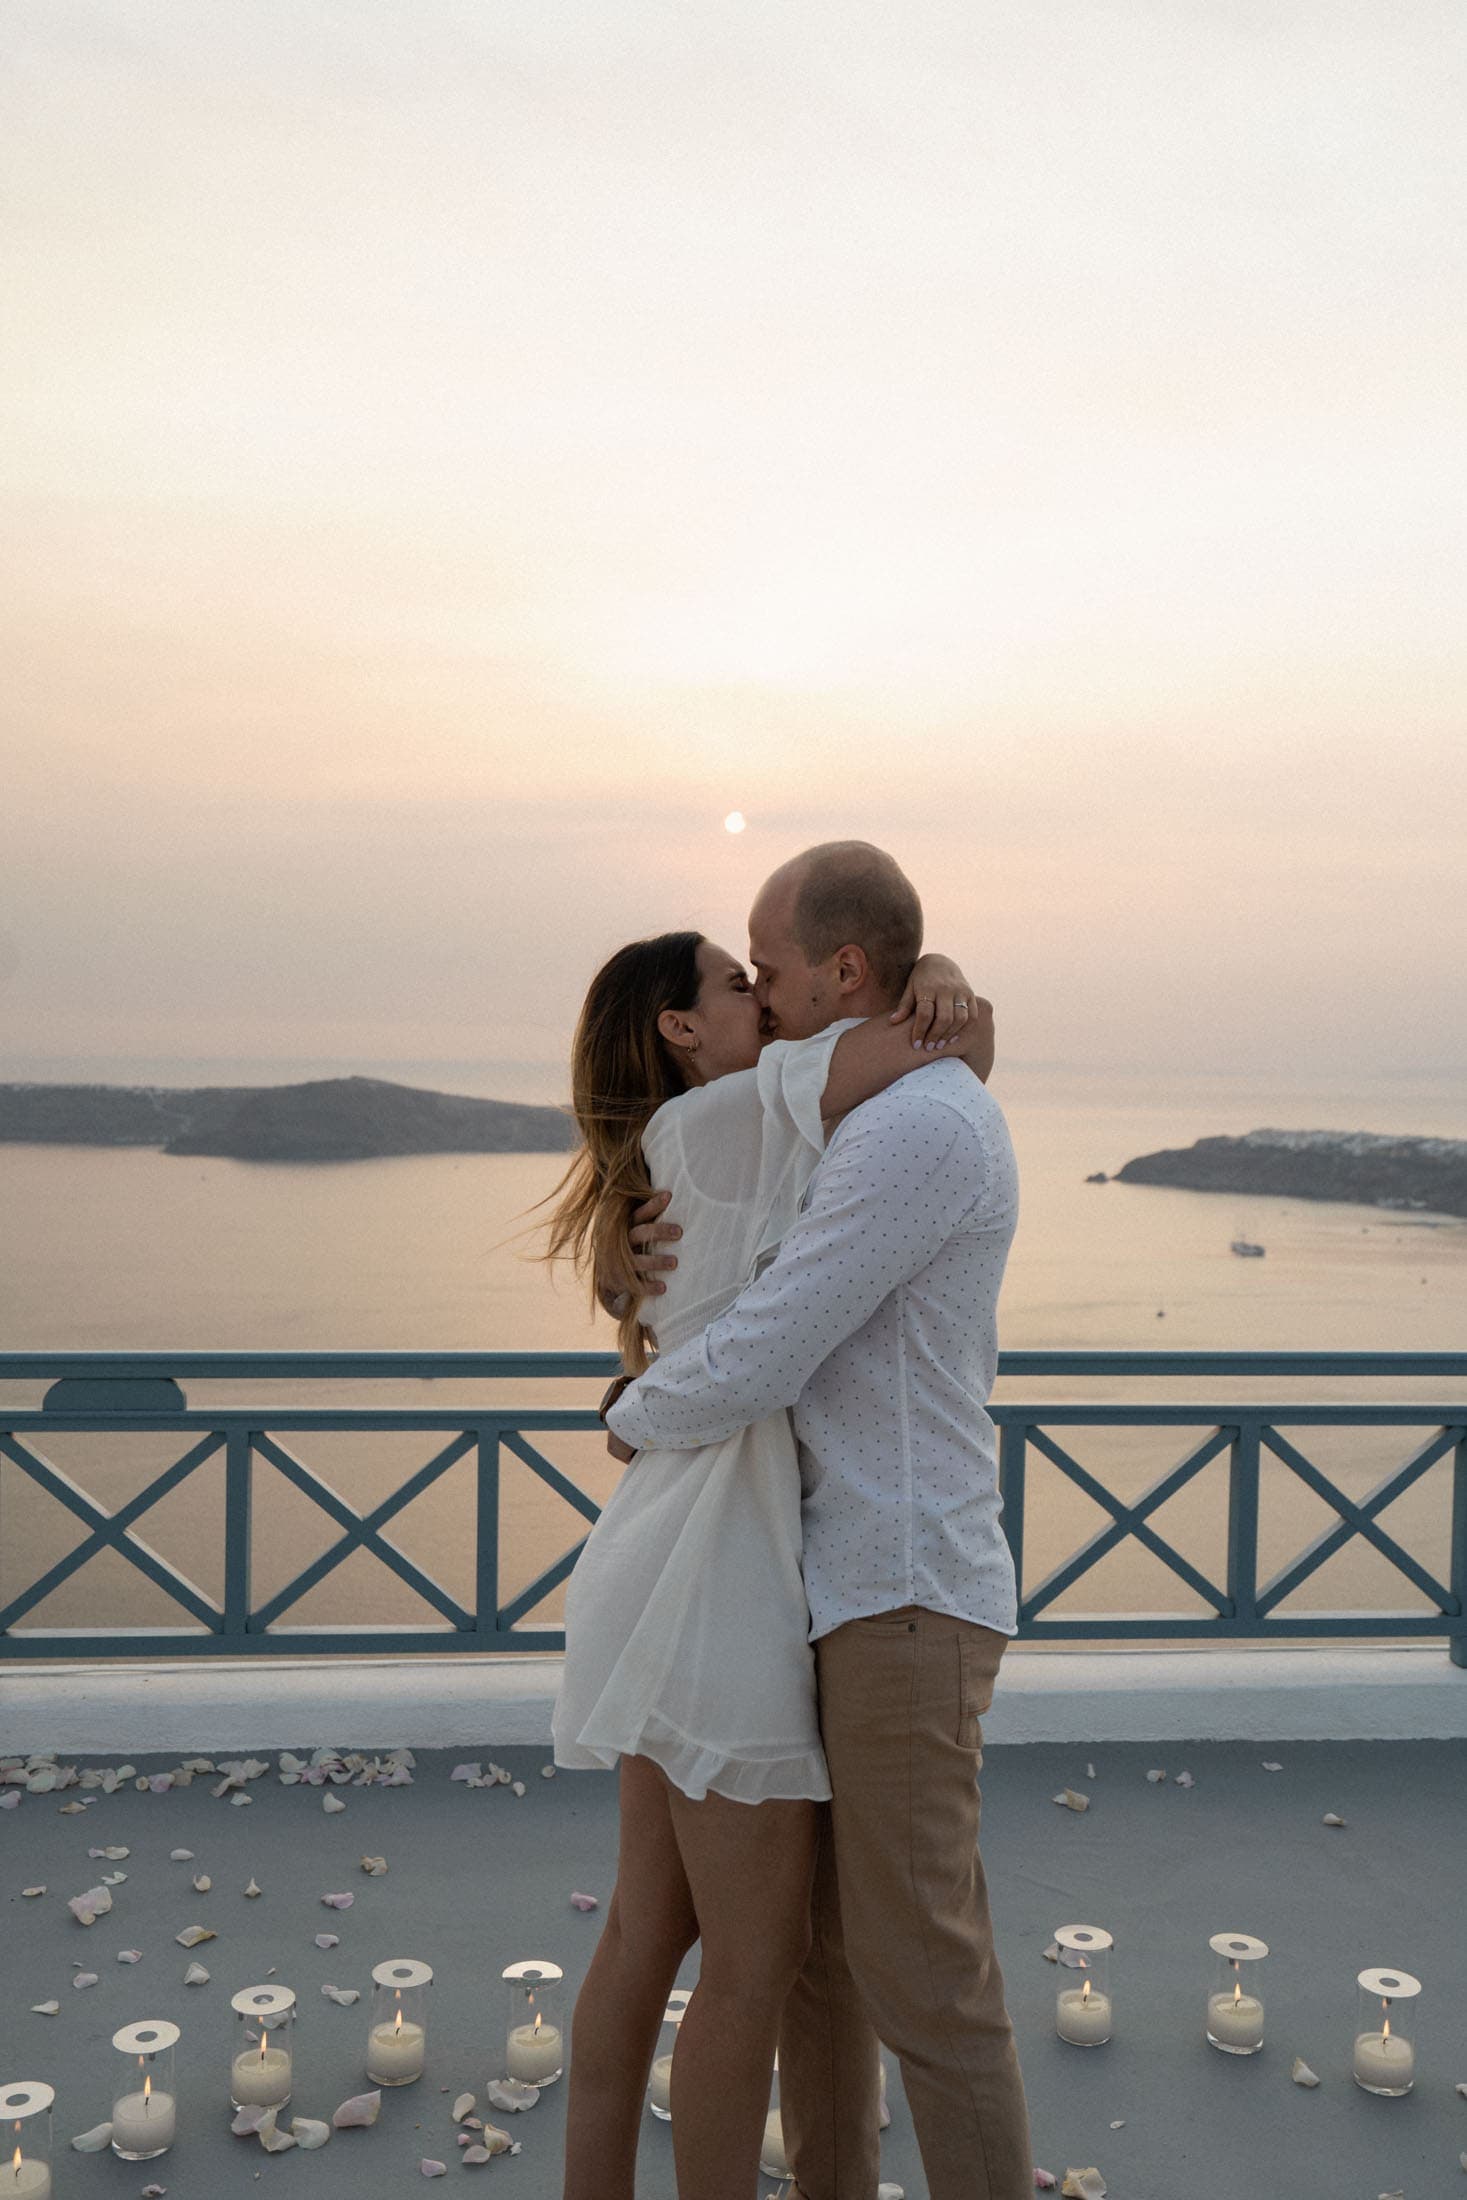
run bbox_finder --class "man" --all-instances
[603,840,1032,2200]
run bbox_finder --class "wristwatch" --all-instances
[598,1373,635,1425]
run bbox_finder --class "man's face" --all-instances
[747,879,843,1041]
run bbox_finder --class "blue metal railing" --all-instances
[1,1352,1463,1665]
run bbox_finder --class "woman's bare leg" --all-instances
[562,1754,700,2200]
[665,1781,819,2200]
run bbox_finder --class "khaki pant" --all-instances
[778,1606,1032,2200]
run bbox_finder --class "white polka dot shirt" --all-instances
[607,1059,1021,1643]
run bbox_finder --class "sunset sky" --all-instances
[3,0,1464,1087]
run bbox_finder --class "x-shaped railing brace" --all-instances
[1020,1426,1234,1618]
[1256,1425,1460,1618]
[0,1429,224,1632]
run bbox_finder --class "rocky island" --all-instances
[1114,1127,1467,1219]
[0,1076,576,1163]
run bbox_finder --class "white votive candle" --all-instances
[1056,1984,1113,2045]
[506,2021,563,2084]
[6,2162,51,2200]
[111,2087,177,2153]
[230,2045,293,2106]
[649,2053,674,2116]
[1353,2029,1415,2092]
[367,2019,426,2084]
[1207,1991,1264,2052]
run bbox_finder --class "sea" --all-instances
[2,1054,1464,1646]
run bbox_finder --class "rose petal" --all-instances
[332,2090,383,2128]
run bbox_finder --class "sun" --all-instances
[724,811,747,834]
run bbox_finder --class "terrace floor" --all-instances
[4,1735,1465,2199]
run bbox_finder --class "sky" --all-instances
[3,0,1464,1088]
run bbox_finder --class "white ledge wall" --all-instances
[2,1648,1465,1756]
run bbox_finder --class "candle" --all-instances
[367,2017,426,2084]
[3,2081,55,2200]
[111,2087,177,2154]
[1352,2028,1415,2092]
[1207,1989,1264,2052]
[760,2108,789,2176]
[230,2044,293,2107]
[1056,1980,1112,2045]
[506,2020,563,2085]
[649,2054,674,2116]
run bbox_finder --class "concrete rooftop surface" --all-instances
[3,1736,1465,2200]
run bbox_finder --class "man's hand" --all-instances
[595,1188,682,1316]
[889,954,992,1053]
[627,1187,681,1301]
[599,1373,638,1463]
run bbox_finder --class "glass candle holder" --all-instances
[367,1959,432,2086]
[1206,1933,1268,2055]
[230,1984,296,2110]
[1352,1967,1420,2095]
[503,1960,564,2086]
[112,2020,180,2157]
[1,2082,54,2199]
[648,1988,691,2121]
[1054,1924,1113,2046]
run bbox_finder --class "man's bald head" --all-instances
[748,841,924,1038]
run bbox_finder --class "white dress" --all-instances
[551,1018,861,1804]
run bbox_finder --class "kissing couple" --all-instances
[545,840,1032,2200]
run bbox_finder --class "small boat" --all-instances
[1230,1238,1266,1258]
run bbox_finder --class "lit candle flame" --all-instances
[11,2146,22,2177]
[1381,2009,1392,2041]
[1233,1979,1242,2007]
[1080,1977,1091,2006]
[393,2007,403,2036]
[143,2073,152,2106]
[532,2011,543,2036]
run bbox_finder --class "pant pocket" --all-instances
[956,1629,1001,1749]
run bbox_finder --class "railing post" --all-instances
[1227,1420,1260,1635]
[223,1428,253,1641]
[999,1420,1026,1623]
[476,1425,501,1642]
[1451,1430,1467,1670]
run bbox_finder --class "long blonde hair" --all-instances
[540,931,703,1373]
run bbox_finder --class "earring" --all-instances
[687,1035,700,1055]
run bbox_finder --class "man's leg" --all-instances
[777,1799,883,2200]
[817,1606,1033,2200]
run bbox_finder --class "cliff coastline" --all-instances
[1114,1127,1467,1219]
[0,1076,575,1162]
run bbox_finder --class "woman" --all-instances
[544,929,988,2200]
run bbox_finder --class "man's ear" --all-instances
[834,944,870,994]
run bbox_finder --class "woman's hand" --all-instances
[889,953,991,1051]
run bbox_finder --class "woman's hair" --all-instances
[539,930,704,1373]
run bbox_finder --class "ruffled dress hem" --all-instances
[554,1704,832,1806]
